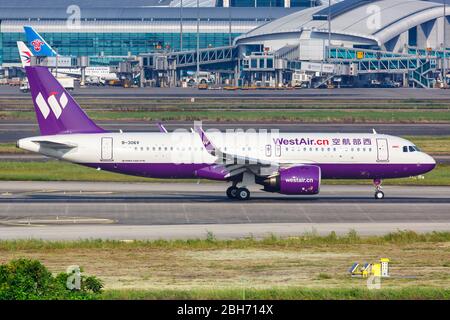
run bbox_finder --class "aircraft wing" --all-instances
[194,126,280,178]
[156,122,168,133]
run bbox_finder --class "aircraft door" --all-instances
[376,138,389,162]
[265,145,272,157]
[275,144,281,157]
[101,137,113,161]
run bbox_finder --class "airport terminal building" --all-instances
[0,0,315,67]
[1,0,450,88]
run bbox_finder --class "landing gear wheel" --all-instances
[236,188,251,201]
[374,191,385,200]
[226,186,238,199]
[373,179,384,200]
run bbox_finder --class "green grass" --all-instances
[3,98,450,110]
[86,110,450,123]
[0,143,27,154]
[0,161,151,182]
[0,161,448,185]
[406,136,450,154]
[2,109,450,123]
[1,231,449,300]
[101,287,450,300]
[1,230,449,251]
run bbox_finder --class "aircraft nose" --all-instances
[422,153,436,172]
[427,154,436,166]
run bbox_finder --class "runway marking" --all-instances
[240,204,252,223]
[356,203,374,222]
[182,203,191,224]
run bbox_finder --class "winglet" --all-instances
[194,124,216,156]
[372,129,377,134]
[157,122,168,133]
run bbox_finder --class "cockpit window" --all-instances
[404,146,421,153]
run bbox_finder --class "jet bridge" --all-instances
[328,46,439,88]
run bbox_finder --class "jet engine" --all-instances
[260,165,321,195]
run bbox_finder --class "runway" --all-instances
[3,86,450,100]
[0,182,449,240]
[1,121,450,143]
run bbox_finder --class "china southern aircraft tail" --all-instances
[25,66,105,135]
[17,41,33,67]
[24,26,58,57]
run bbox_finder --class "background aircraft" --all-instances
[17,66,436,200]
[23,26,118,82]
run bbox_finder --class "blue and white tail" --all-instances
[24,26,58,57]
[26,66,105,135]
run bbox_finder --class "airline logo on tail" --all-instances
[31,39,44,52]
[17,41,33,67]
[35,92,69,119]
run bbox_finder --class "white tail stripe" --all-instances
[60,93,68,109]
[47,95,62,119]
[35,93,50,119]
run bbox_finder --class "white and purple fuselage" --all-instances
[18,131,436,180]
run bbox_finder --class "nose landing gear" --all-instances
[373,179,384,199]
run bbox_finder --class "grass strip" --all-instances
[2,109,450,123]
[101,287,450,300]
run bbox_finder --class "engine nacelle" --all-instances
[261,165,321,195]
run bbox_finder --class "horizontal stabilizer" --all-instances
[32,140,77,150]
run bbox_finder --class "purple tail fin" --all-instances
[25,66,105,135]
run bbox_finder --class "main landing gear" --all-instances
[226,185,251,201]
[373,179,385,200]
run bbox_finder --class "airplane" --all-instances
[23,26,118,82]
[17,66,436,200]
[17,41,33,67]
[24,26,57,57]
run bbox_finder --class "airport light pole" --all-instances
[228,5,232,46]
[196,0,200,82]
[180,0,183,51]
[328,0,332,62]
[444,0,447,87]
